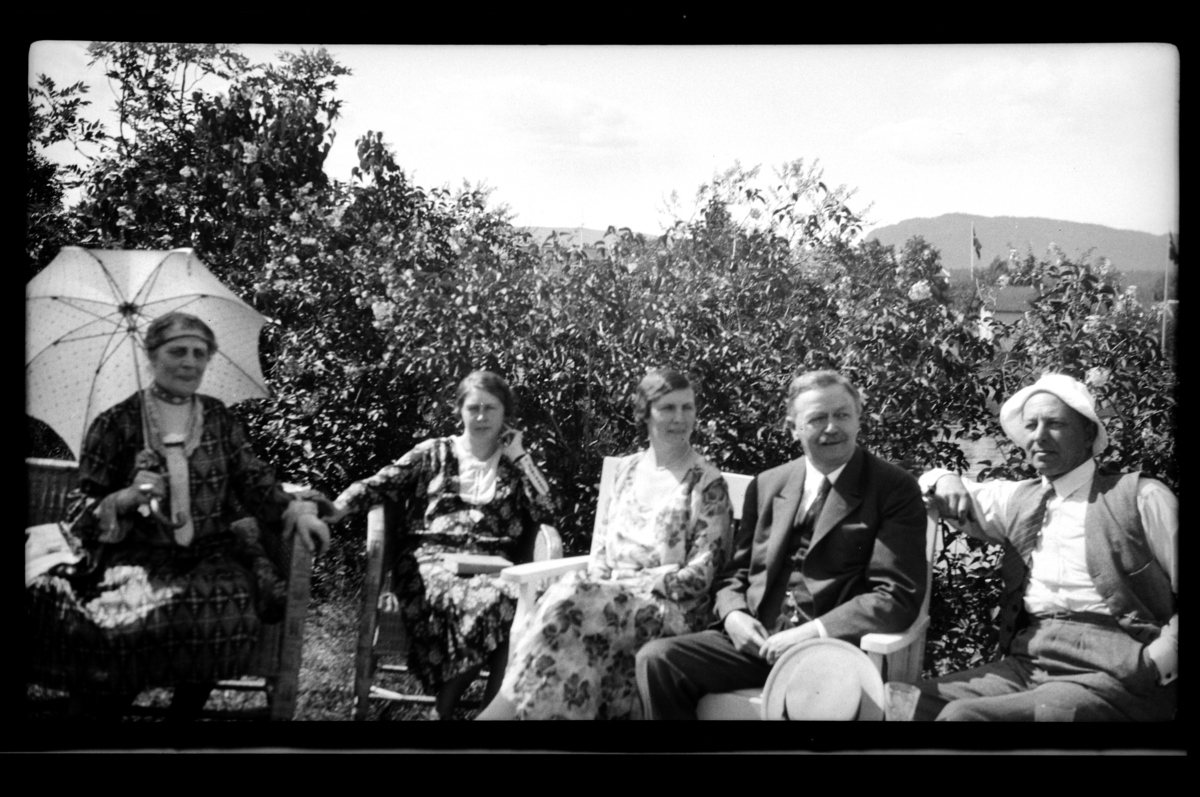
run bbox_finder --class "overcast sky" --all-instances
[29,42,1179,237]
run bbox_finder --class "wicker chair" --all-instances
[25,457,313,721]
[353,498,561,720]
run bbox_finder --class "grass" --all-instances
[25,589,488,722]
[289,591,487,721]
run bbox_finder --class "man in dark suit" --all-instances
[636,370,928,719]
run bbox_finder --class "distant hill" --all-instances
[522,217,1174,300]
[866,213,1172,276]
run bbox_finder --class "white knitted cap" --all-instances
[999,373,1108,456]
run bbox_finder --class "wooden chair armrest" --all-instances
[859,615,930,655]
[355,504,389,720]
[501,555,590,584]
[502,555,590,666]
[533,524,563,561]
[366,504,387,546]
[270,527,314,720]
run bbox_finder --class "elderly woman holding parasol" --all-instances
[26,311,331,719]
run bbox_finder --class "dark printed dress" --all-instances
[27,392,297,697]
[333,437,558,693]
[501,451,732,719]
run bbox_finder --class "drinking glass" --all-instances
[884,682,921,722]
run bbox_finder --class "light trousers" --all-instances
[915,615,1177,722]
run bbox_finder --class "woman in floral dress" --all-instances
[330,370,558,719]
[477,368,733,720]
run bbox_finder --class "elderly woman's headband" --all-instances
[148,327,216,351]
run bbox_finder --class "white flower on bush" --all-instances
[977,318,995,342]
[178,165,194,178]
[242,142,260,164]
[1085,367,1111,388]
[372,301,396,326]
[908,280,932,302]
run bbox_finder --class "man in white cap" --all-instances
[916,372,1177,721]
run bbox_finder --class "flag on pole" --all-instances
[973,225,983,261]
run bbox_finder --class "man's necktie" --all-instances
[797,477,832,535]
[1010,481,1055,560]
[761,477,833,630]
[996,480,1055,646]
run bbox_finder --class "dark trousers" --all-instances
[914,615,1177,721]
[636,629,775,720]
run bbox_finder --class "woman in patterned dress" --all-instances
[26,312,332,718]
[328,370,558,719]
[477,368,734,720]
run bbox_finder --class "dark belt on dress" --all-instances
[1029,609,1120,628]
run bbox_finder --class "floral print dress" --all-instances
[333,437,558,693]
[501,450,732,719]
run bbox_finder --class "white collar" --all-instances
[1043,458,1096,499]
[806,460,847,495]
[453,434,502,468]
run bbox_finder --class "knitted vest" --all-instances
[996,469,1174,652]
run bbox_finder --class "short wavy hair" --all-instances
[455,369,516,421]
[144,311,219,355]
[785,370,863,420]
[633,368,694,433]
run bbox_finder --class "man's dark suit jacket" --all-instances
[712,446,928,644]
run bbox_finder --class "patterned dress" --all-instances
[26,391,297,697]
[333,437,558,693]
[501,450,733,719]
